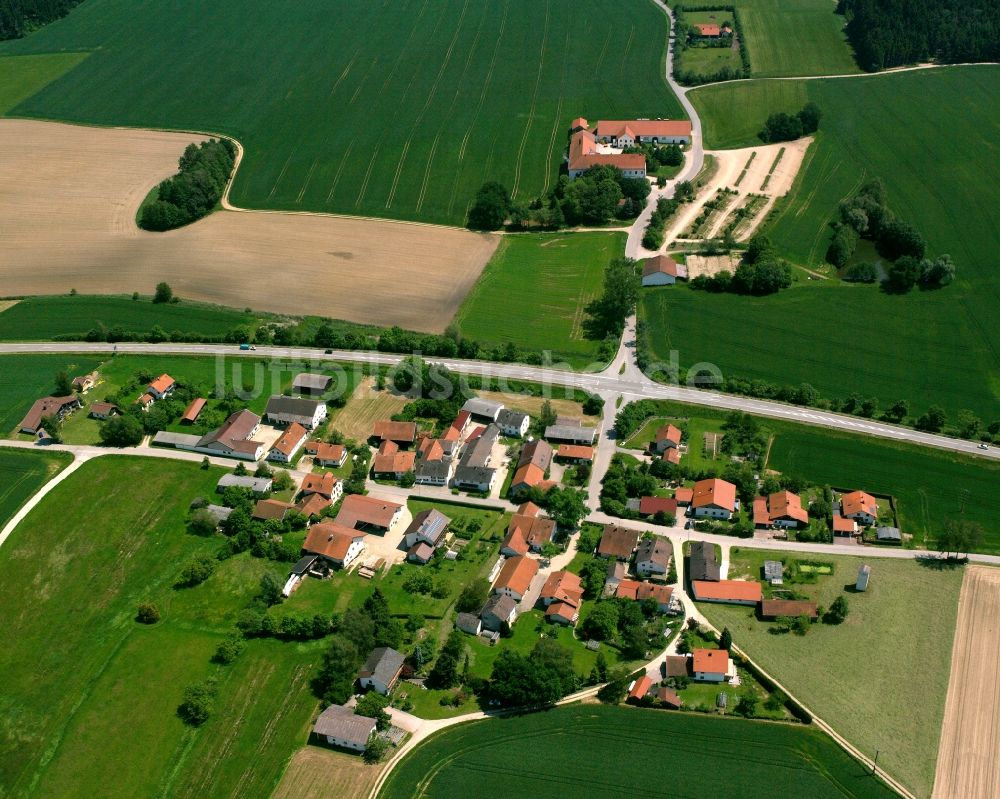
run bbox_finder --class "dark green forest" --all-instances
[139,139,237,232]
[838,0,1000,70]
[0,0,83,39]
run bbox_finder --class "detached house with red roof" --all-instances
[540,570,583,626]
[840,490,878,527]
[267,422,308,463]
[691,648,734,683]
[302,522,365,569]
[492,555,539,602]
[654,423,682,454]
[147,373,176,400]
[755,490,810,529]
[691,478,738,520]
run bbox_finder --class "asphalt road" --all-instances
[624,0,705,261]
[3,340,995,463]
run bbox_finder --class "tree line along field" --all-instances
[453,232,625,368]
[699,552,963,798]
[378,704,897,799]
[0,295,256,341]
[646,67,1000,420]
[0,457,324,799]
[731,0,860,77]
[0,447,70,529]
[0,0,683,226]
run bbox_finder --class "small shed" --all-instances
[763,560,784,585]
[876,526,902,544]
[856,564,871,592]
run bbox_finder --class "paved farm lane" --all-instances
[625,1,706,262]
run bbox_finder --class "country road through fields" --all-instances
[1,341,995,464]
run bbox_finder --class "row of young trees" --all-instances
[139,139,236,231]
[0,0,82,39]
[837,0,1000,71]
[827,178,956,292]
[641,181,694,250]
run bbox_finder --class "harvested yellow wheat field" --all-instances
[271,746,380,799]
[932,565,1000,799]
[0,120,497,332]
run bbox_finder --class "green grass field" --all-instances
[732,0,859,77]
[453,232,625,367]
[699,552,962,798]
[0,52,88,114]
[0,295,257,341]
[654,67,1000,419]
[0,0,682,226]
[0,457,327,798]
[379,704,896,798]
[0,354,104,434]
[0,447,71,529]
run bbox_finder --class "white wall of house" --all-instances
[325,734,368,752]
[693,671,726,682]
[694,506,733,520]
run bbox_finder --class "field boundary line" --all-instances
[686,60,999,95]
[0,452,84,549]
[510,0,550,198]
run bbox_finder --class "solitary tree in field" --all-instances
[136,602,160,624]
[153,281,173,304]
[824,596,849,625]
[466,182,511,230]
[55,370,74,396]
[720,627,733,651]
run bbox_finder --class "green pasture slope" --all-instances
[732,0,860,77]
[0,447,71,529]
[0,295,256,341]
[700,553,962,798]
[379,704,896,799]
[453,232,625,367]
[0,354,104,434]
[646,67,1000,419]
[1,0,683,226]
[0,457,322,799]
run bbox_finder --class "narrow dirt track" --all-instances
[932,566,1000,799]
[0,120,497,332]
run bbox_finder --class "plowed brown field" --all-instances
[0,120,497,332]
[932,565,1000,799]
